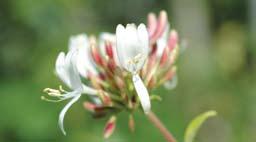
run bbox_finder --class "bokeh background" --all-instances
[0,0,255,142]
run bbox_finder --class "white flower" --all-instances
[44,49,97,135]
[116,23,151,113]
[68,34,97,78]
[55,50,83,135]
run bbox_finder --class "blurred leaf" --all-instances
[184,110,217,142]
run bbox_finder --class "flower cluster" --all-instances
[43,10,179,138]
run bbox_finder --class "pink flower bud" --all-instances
[105,41,114,58]
[150,10,168,44]
[160,47,169,66]
[104,116,116,139]
[147,13,157,38]
[83,102,97,112]
[91,46,104,66]
[168,30,178,51]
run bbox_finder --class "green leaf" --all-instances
[184,110,217,142]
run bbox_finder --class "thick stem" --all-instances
[147,111,177,142]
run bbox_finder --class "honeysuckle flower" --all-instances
[116,23,151,113]
[43,50,82,135]
[43,10,180,138]
[43,50,97,135]
[69,34,98,78]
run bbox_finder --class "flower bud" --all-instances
[104,116,116,139]
[147,12,157,38]
[129,115,135,132]
[168,30,178,51]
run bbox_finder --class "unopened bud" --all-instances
[147,12,157,38]
[105,41,114,58]
[129,115,135,132]
[104,116,116,139]
[168,30,178,51]
[83,102,97,112]
[150,10,168,44]
[160,47,169,66]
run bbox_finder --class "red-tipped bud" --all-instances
[91,46,104,66]
[147,12,157,38]
[83,102,108,115]
[129,115,135,132]
[168,30,178,51]
[104,116,116,139]
[83,102,97,112]
[90,36,104,66]
[105,41,114,58]
[160,47,169,66]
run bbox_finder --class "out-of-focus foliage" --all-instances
[0,0,255,142]
[184,111,217,142]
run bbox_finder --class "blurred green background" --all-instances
[0,0,255,142]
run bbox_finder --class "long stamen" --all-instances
[41,96,65,103]
[42,87,76,103]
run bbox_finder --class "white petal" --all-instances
[137,23,149,49]
[132,74,151,113]
[116,24,149,73]
[76,47,97,78]
[65,50,83,90]
[68,34,97,78]
[136,23,149,70]
[58,92,81,135]
[116,24,127,69]
[68,34,88,51]
[55,52,72,88]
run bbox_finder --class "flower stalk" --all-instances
[147,111,176,142]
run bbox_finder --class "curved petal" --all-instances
[76,47,97,78]
[55,52,72,88]
[132,74,151,113]
[65,50,83,90]
[58,92,81,135]
[68,34,97,78]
